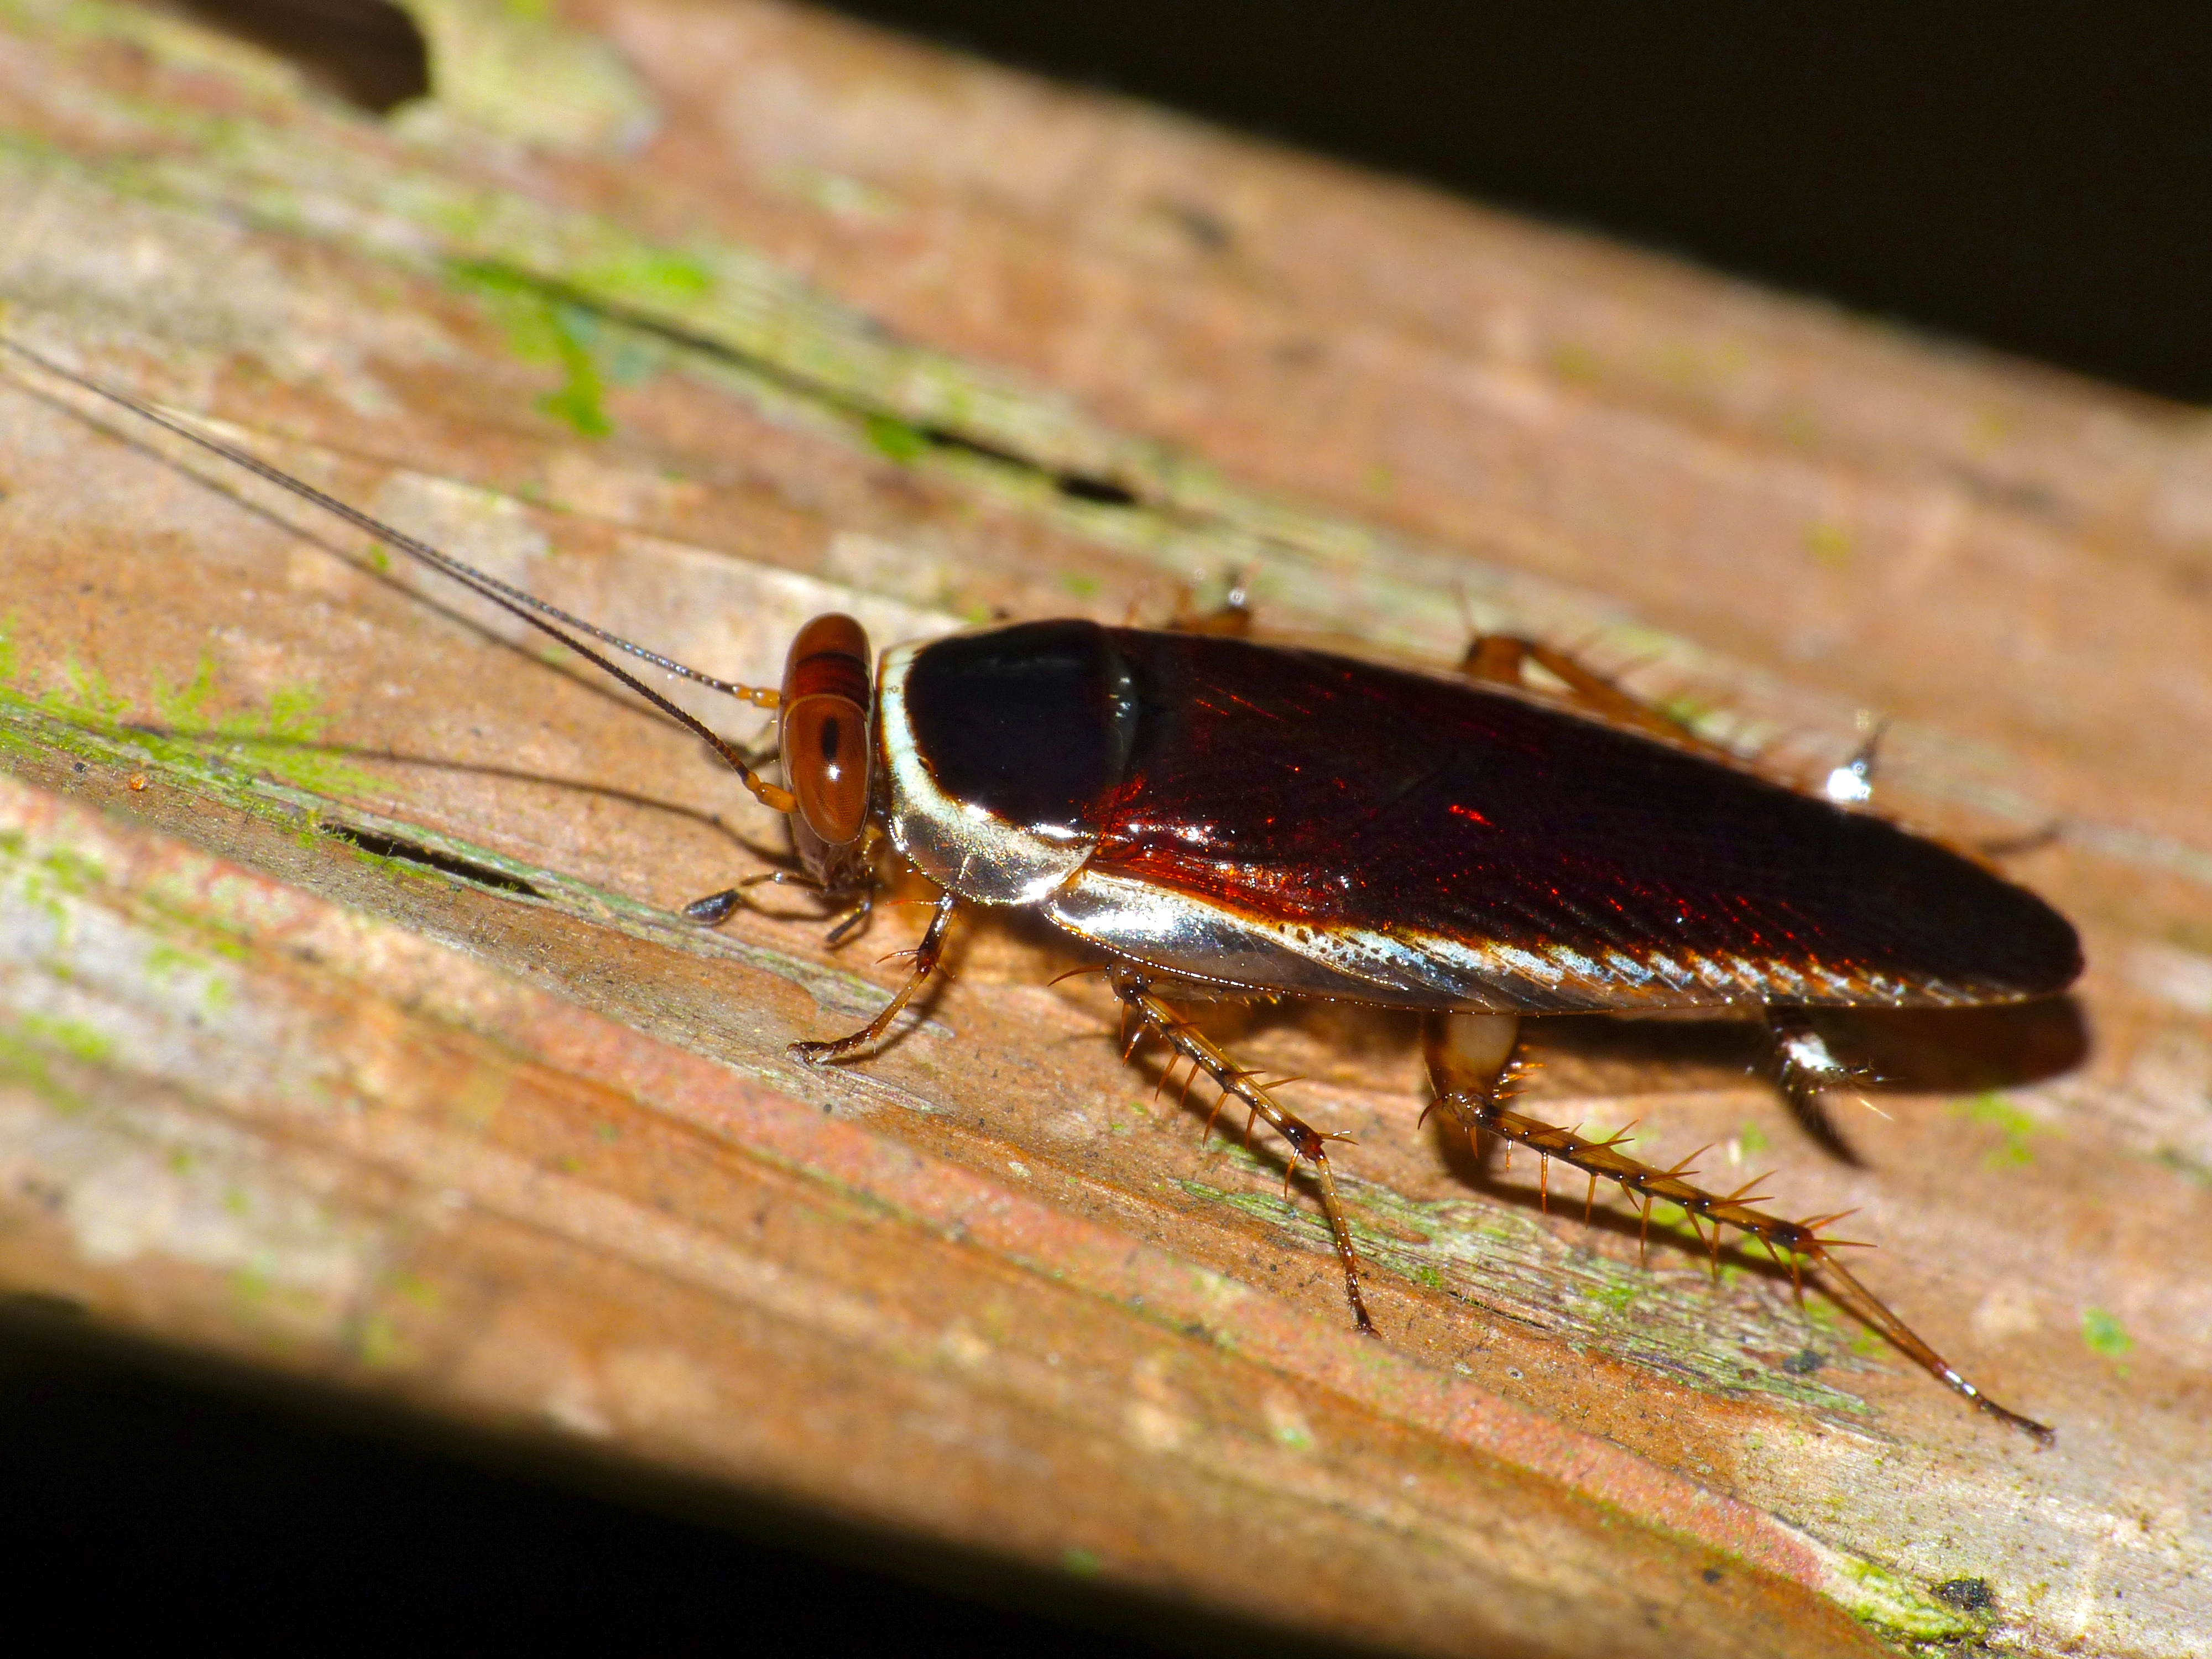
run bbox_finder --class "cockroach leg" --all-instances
[1176,1058,1202,1118]
[1423,1011,1522,1103]
[1166,569,1255,637]
[1201,1086,1234,1146]
[1419,1014,2052,1443]
[682,888,746,925]
[1821,720,1886,806]
[1976,821,2064,859]
[790,891,956,1065]
[684,869,825,926]
[1113,973,1376,1335]
[1422,1010,1530,1169]
[1763,1008,1868,1165]
[1459,634,1735,761]
[823,889,875,947]
[686,869,877,948]
[1150,1053,1178,1104]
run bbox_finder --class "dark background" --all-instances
[828,0,2210,404]
[15,2,2207,1650]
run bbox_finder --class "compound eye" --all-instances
[781,692,870,844]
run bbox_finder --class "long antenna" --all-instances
[0,333,797,813]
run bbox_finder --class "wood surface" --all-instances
[1,1,2208,1652]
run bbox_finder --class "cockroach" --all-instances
[4,337,2079,1441]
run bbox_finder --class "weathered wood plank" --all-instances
[1,1,2206,1652]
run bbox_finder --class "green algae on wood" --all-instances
[2081,1306,2133,1360]
[1953,1091,2044,1171]
[2,648,378,803]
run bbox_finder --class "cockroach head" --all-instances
[778,613,875,883]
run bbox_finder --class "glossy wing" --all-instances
[1042,631,2080,1014]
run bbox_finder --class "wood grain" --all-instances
[1,1,2207,1652]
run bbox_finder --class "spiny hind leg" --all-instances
[1764,1006,1870,1165]
[1420,1012,1530,1166]
[1423,1012,1523,1097]
[1114,972,1374,1334]
[1418,1013,2050,1440]
[1460,633,1743,764]
[1430,1004,1871,1168]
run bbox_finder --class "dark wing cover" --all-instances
[1081,630,2080,1013]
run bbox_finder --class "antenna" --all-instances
[0,333,797,814]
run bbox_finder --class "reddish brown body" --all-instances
[888,622,2078,1015]
[1092,629,2077,1006]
